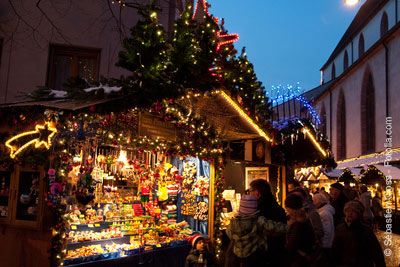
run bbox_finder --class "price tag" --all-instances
[156,244,161,248]
[95,224,100,227]
[71,225,77,230]
[88,224,94,228]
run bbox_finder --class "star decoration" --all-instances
[216,31,239,51]
[192,0,211,22]
[192,0,239,51]
[5,121,57,158]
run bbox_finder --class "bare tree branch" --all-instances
[36,0,71,45]
[7,0,47,48]
[106,0,126,42]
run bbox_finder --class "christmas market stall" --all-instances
[358,164,400,233]
[272,117,335,194]
[0,1,284,266]
[0,91,226,266]
[294,166,339,191]
[0,84,280,266]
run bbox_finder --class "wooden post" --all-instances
[395,183,398,211]
[208,162,215,241]
[282,165,286,208]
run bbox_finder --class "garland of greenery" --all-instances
[8,2,278,265]
[338,168,359,183]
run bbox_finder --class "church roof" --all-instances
[320,0,389,71]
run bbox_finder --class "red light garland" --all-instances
[216,31,239,51]
[192,0,239,52]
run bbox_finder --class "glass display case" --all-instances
[0,166,44,229]
[0,169,13,223]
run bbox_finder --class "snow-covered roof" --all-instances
[373,164,400,180]
[336,148,400,169]
[0,98,120,111]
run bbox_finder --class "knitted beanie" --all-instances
[285,193,304,210]
[344,200,364,217]
[238,195,258,215]
[190,234,204,248]
[313,193,328,205]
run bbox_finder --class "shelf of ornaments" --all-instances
[67,219,155,231]
[64,239,190,266]
[67,236,132,250]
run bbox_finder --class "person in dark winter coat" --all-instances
[291,188,324,245]
[329,182,349,227]
[284,193,316,267]
[225,194,288,267]
[249,179,287,266]
[331,200,386,267]
[185,234,211,267]
[342,180,358,201]
[371,192,383,232]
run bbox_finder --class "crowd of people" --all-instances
[185,179,387,267]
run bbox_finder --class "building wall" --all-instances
[322,0,398,83]
[388,30,400,146]
[315,29,400,161]
[0,0,175,103]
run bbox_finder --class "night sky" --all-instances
[208,0,362,95]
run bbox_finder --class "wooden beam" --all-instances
[208,162,215,241]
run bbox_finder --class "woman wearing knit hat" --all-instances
[284,193,322,267]
[313,193,335,249]
[185,234,211,267]
[225,195,288,267]
[331,200,386,267]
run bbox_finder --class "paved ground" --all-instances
[376,230,400,267]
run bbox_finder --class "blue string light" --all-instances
[268,83,321,125]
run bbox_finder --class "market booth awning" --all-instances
[336,148,400,169]
[373,164,400,180]
[272,117,334,168]
[296,166,342,182]
[178,91,273,142]
[2,91,274,144]
[0,98,122,111]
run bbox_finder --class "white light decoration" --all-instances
[117,149,128,164]
[302,127,327,157]
[220,91,273,142]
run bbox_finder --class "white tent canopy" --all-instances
[373,164,400,180]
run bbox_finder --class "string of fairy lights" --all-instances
[268,83,321,125]
[4,1,333,265]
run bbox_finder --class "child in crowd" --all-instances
[225,195,288,267]
[185,234,211,267]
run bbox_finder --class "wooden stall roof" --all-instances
[0,98,121,111]
[178,93,267,141]
[0,92,271,142]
